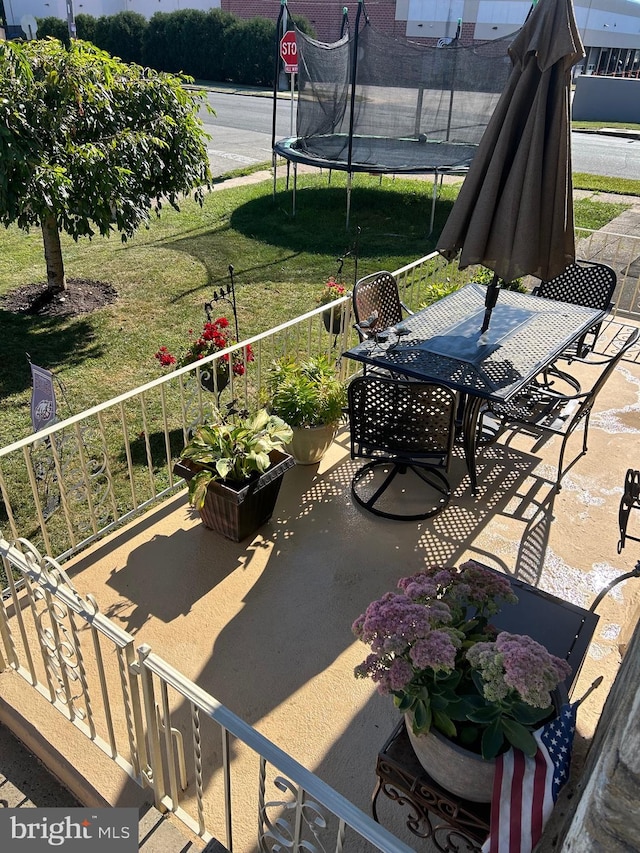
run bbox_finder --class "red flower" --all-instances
[154,317,253,380]
[154,347,177,367]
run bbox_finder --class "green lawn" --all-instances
[0,171,631,447]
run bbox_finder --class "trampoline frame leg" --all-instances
[292,162,297,217]
[346,172,352,229]
[272,152,277,200]
[430,171,439,236]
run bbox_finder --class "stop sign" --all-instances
[280,31,298,74]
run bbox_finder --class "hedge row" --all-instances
[35,10,314,86]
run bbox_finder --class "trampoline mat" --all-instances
[274,135,478,174]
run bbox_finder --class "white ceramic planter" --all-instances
[285,423,338,465]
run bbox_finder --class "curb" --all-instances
[573,127,640,141]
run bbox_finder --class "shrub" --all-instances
[291,15,316,38]
[35,16,69,46]
[75,14,97,43]
[143,9,234,79]
[93,11,146,64]
[225,18,276,86]
[142,13,176,73]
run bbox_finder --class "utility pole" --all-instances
[66,0,77,40]
[0,0,7,39]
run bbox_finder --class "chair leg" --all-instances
[582,411,591,454]
[409,464,450,499]
[556,414,591,491]
[618,469,640,553]
[354,461,401,513]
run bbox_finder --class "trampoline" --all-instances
[272,2,518,229]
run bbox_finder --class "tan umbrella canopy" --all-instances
[437,0,584,331]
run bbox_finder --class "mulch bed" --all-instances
[0,279,118,318]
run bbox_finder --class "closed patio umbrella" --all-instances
[437,0,584,334]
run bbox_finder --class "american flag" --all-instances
[482,703,577,853]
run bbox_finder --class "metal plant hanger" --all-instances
[205,264,240,341]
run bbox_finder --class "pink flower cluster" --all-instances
[351,569,486,695]
[353,562,569,709]
[353,563,573,755]
[317,276,347,306]
[397,562,517,619]
[466,632,572,708]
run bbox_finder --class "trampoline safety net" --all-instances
[275,23,517,174]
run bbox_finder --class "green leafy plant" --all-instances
[418,279,461,308]
[0,37,211,295]
[353,562,571,759]
[266,356,347,429]
[470,266,526,292]
[179,406,293,510]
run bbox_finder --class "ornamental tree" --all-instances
[0,38,211,294]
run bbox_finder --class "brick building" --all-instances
[4,0,640,73]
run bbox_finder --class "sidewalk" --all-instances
[0,722,211,851]
[0,723,80,809]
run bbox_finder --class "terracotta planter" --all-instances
[174,450,295,542]
[405,715,496,802]
[285,423,338,465]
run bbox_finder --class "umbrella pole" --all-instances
[481,274,501,334]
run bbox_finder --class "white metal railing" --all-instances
[0,252,465,566]
[0,534,414,853]
[576,227,640,318]
[1,237,639,568]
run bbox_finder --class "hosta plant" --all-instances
[179,405,293,510]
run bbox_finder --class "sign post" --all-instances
[279,30,298,138]
[20,14,38,40]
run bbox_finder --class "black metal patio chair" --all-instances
[347,375,456,520]
[352,271,413,342]
[533,260,617,359]
[484,327,639,491]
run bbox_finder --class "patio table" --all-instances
[342,283,606,493]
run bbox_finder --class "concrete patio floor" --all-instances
[1,321,639,851]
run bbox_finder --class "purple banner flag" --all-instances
[30,363,57,433]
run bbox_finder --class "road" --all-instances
[201,91,640,181]
[201,91,293,176]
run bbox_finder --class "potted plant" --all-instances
[155,316,254,394]
[352,562,571,802]
[317,276,348,334]
[266,355,347,465]
[174,404,294,542]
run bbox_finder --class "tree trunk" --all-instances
[41,213,67,293]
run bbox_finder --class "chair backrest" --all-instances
[348,375,456,465]
[352,271,403,338]
[535,260,617,311]
[571,327,640,422]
